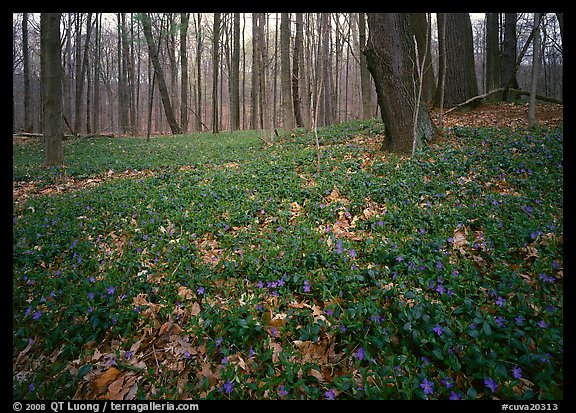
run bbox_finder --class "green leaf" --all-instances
[483,321,492,336]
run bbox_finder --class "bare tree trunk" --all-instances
[195,13,203,131]
[437,12,447,130]
[251,13,259,130]
[117,13,128,134]
[528,13,542,128]
[485,13,501,92]
[180,13,189,132]
[41,13,64,166]
[230,13,241,131]
[280,13,295,132]
[92,13,101,134]
[364,13,436,155]
[358,13,373,120]
[22,13,32,132]
[255,13,271,143]
[292,13,304,128]
[410,13,435,104]
[140,13,181,135]
[212,13,221,134]
[501,13,519,101]
[433,13,478,108]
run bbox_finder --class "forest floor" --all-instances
[13,102,563,400]
[433,102,563,130]
[12,102,564,206]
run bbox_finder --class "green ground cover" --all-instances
[13,120,563,400]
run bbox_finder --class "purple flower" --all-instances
[325,388,336,400]
[484,377,498,393]
[436,284,446,295]
[33,310,42,321]
[537,320,549,329]
[197,286,204,295]
[436,261,444,270]
[107,286,115,295]
[441,377,454,389]
[433,323,443,336]
[303,280,311,293]
[356,347,365,361]
[336,240,343,254]
[223,379,234,394]
[279,385,288,397]
[514,315,524,325]
[512,366,522,379]
[538,274,554,283]
[349,249,357,258]
[495,296,506,307]
[449,390,461,400]
[221,356,229,365]
[495,316,506,327]
[420,378,434,395]
[125,350,134,360]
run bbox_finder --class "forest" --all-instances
[13,13,563,401]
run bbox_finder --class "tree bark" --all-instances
[212,13,221,134]
[292,13,304,128]
[140,13,181,135]
[410,13,435,104]
[230,13,241,131]
[280,13,295,131]
[528,13,542,128]
[251,13,259,131]
[501,13,519,100]
[364,13,435,155]
[433,13,478,108]
[22,13,33,132]
[358,13,373,120]
[180,13,189,132]
[485,13,501,92]
[40,13,64,166]
[93,13,101,134]
[195,13,203,131]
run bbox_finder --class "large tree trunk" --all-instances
[40,13,64,166]
[485,13,501,92]
[180,13,189,132]
[140,13,181,135]
[230,13,241,131]
[434,13,478,108]
[280,13,295,131]
[410,13,435,104]
[195,13,203,131]
[23,13,33,132]
[211,13,220,134]
[364,13,435,155]
[358,13,373,119]
[292,13,304,128]
[251,13,259,130]
[501,13,519,100]
[528,13,542,128]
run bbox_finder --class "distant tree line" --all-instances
[12,13,563,163]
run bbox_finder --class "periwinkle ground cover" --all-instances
[13,121,563,399]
